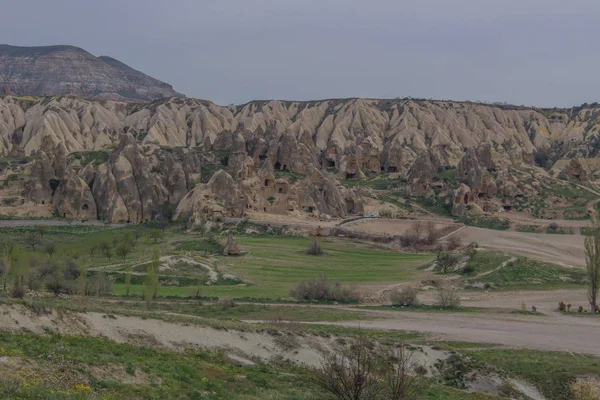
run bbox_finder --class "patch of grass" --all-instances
[474,258,587,290]
[0,331,324,399]
[516,225,541,233]
[461,251,511,277]
[205,236,432,298]
[461,215,510,230]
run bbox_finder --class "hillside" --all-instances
[0,45,183,101]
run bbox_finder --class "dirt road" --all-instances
[309,308,600,356]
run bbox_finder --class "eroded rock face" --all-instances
[5,95,600,223]
[93,134,168,223]
[558,158,588,181]
[223,235,241,256]
[24,151,54,205]
[52,169,97,220]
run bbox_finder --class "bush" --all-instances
[461,264,476,275]
[436,290,461,308]
[306,238,324,256]
[390,287,419,306]
[290,274,359,303]
[313,338,418,400]
[219,297,236,309]
[558,301,566,311]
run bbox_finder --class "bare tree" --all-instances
[446,234,462,251]
[312,338,380,400]
[411,221,423,241]
[1,240,15,293]
[380,343,418,400]
[25,232,41,251]
[116,242,131,262]
[436,252,459,274]
[44,243,56,258]
[35,225,47,238]
[585,216,600,313]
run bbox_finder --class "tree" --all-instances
[144,247,160,306]
[116,242,131,262]
[380,342,418,400]
[36,225,47,238]
[10,247,25,299]
[584,217,600,313]
[124,265,132,298]
[89,244,97,257]
[78,264,87,296]
[104,246,113,261]
[436,252,459,274]
[112,237,119,250]
[149,229,163,243]
[44,243,56,258]
[25,232,41,251]
[312,337,381,400]
[1,240,15,293]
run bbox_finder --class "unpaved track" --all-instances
[305,309,600,356]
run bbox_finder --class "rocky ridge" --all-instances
[0,95,599,223]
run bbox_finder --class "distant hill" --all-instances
[0,44,184,101]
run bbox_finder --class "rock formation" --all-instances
[1,94,600,222]
[223,235,241,256]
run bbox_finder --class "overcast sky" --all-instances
[1,0,598,107]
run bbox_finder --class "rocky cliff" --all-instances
[1,95,599,223]
[0,45,183,101]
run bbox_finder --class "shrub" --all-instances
[558,301,566,311]
[435,353,473,388]
[87,272,112,297]
[290,274,359,302]
[219,297,236,309]
[446,234,461,251]
[306,238,324,256]
[312,338,380,400]
[312,339,418,400]
[461,264,476,275]
[390,287,419,307]
[436,290,461,308]
[571,377,600,400]
[578,306,584,313]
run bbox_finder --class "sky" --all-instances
[1,0,599,107]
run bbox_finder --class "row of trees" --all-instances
[0,225,166,303]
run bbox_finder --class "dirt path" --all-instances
[458,227,585,267]
[302,309,600,356]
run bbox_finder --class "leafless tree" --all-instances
[25,232,41,251]
[380,343,418,400]
[312,337,380,400]
[436,252,459,274]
